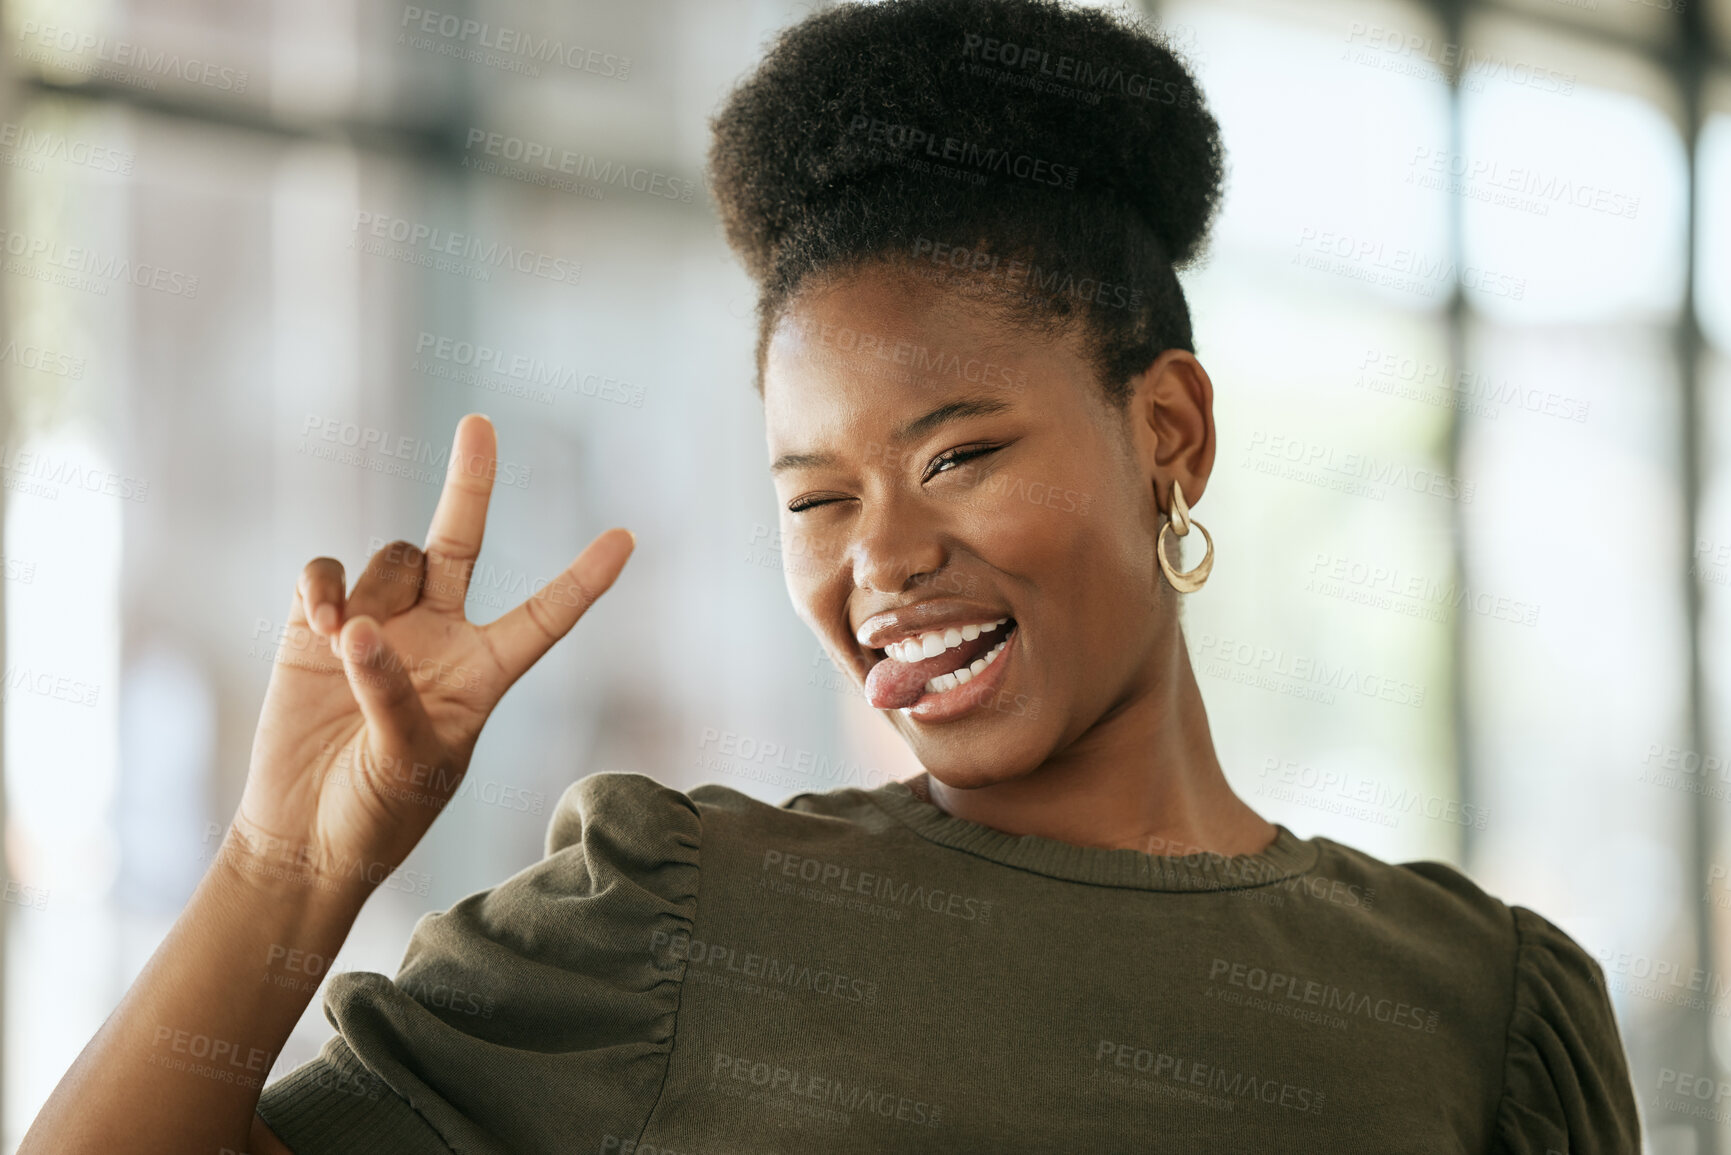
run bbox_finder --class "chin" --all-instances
[904,734,1045,791]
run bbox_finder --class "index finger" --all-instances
[420,414,497,615]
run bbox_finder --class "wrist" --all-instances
[211,819,378,920]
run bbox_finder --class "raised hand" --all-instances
[228,413,634,901]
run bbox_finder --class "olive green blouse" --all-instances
[256,771,1640,1153]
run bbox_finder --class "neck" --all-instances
[920,627,1276,858]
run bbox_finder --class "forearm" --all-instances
[21,834,369,1155]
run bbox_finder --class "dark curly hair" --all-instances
[706,0,1226,408]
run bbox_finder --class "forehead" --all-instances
[761,266,1054,451]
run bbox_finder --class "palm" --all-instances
[232,415,633,896]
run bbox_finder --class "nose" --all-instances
[850,496,946,594]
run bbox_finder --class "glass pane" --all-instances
[1459,11,1687,325]
[1163,0,1460,863]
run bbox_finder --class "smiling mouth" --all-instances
[863,618,1017,711]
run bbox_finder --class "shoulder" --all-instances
[1303,836,1636,1152]
[1305,835,1517,951]
[545,773,900,871]
[1490,905,1638,1153]
[543,769,703,859]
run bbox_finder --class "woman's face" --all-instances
[762,262,1211,788]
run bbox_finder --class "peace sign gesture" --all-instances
[230,414,634,902]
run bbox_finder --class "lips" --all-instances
[864,619,1016,710]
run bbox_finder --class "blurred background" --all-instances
[0,0,1724,1147]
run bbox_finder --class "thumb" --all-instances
[338,615,436,756]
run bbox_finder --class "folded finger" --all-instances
[348,540,428,624]
[295,557,346,637]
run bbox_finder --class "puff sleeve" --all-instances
[255,771,701,1155]
[1491,905,1640,1154]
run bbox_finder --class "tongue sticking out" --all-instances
[864,625,1011,710]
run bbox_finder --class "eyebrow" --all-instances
[769,394,1015,476]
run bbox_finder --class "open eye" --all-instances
[785,443,1006,513]
[924,443,1002,481]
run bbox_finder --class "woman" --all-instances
[25,0,1640,1151]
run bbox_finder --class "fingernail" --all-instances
[315,604,337,633]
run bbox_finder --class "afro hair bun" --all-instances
[707,0,1225,285]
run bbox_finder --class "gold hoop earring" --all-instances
[1157,480,1214,594]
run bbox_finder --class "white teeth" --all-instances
[923,632,1011,695]
[881,617,1007,664]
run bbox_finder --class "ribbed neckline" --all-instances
[860,775,1319,893]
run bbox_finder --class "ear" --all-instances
[1124,349,1217,512]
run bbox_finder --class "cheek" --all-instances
[776,516,846,615]
[968,471,1136,575]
